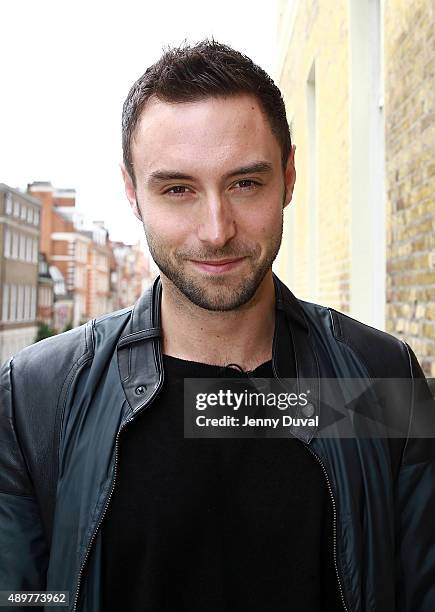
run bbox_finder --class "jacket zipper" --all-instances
[71,389,160,611]
[305,444,350,612]
[269,318,350,611]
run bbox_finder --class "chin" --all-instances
[183,275,263,312]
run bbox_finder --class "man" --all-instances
[0,40,434,612]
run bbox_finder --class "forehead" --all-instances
[131,94,281,177]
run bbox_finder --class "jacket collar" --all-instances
[117,273,319,443]
[271,273,320,442]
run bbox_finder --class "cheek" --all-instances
[241,205,281,236]
[143,207,193,246]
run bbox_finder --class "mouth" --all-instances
[189,257,246,274]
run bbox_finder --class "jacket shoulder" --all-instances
[330,307,409,375]
[11,305,133,375]
[300,300,411,379]
[12,320,92,375]
[2,306,133,538]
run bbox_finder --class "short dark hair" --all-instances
[122,39,292,186]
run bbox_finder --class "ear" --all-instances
[120,162,142,222]
[283,144,296,209]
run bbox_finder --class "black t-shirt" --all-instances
[101,356,342,611]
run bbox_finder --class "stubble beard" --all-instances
[143,213,284,312]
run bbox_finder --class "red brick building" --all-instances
[28,182,112,328]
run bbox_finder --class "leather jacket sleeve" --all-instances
[395,343,435,611]
[0,357,48,608]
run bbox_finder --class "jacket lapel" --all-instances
[117,275,164,417]
[272,273,320,443]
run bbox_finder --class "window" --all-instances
[4,228,11,258]
[2,284,9,322]
[44,286,51,308]
[31,286,36,319]
[13,200,20,217]
[19,233,26,261]
[12,232,19,259]
[75,265,84,288]
[34,209,40,226]
[5,193,12,215]
[21,205,27,221]
[10,285,17,321]
[76,241,87,263]
[33,238,38,263]
[24,286,31,320]
[25,236,30,262]
[349,0,386,327]
[27,207,34,224]
[17,285,24,320]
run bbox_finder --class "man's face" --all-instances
[123,93,296,311]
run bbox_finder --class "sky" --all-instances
[0,0,278,245]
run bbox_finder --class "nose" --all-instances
[197,193,236,247]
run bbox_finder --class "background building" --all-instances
[82,221,112,320]
[275,0,434,375]
[0,184,41,363]
[28,181,156,331]
[110,240,156,311]
[37,253,54,326]
[29,182,85,328]
[28,182,114,327]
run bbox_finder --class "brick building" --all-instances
[28,182,115,328]
[275,0,434,375]
[29,182,83,327]
[110,240,155,311]
[83,222,113,318]
[0,184,41,363]
[37,253,54,326]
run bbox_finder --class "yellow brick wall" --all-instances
[384,0,435,375]
[276,0,435,375]
[275,0,351,311]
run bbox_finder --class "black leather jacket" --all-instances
[1,273,434,611]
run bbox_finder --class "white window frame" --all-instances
[10,284,17,321]
[12,232,19,259]
[33,238,38,263]
[17,285,24,320]
[25,236,31,262]
[2,284,9,322]
[31,286,36,319]
[19,233,26,261]
[5,193,13,215]
[4,228,11,258]
[25,286,32,320]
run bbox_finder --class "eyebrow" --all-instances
[147,160,273,187]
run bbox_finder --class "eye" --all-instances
[234,179,260,190]
[164,185,192,196]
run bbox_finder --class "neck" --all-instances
[160,270,276,371]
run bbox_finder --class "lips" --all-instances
[190,257,246,273]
